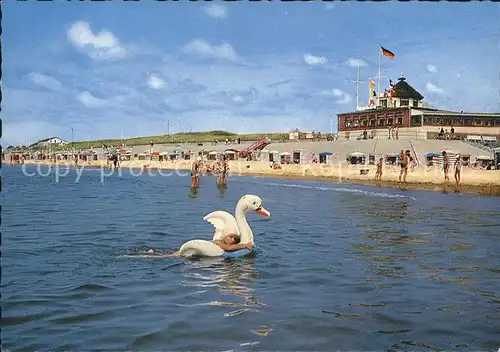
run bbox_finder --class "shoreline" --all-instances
[11,160,500,197]
[240,171,500,196]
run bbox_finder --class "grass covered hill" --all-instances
[17,131,289,151]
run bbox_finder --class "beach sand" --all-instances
[18,159,500,196]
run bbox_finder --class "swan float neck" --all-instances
[234,195,271,245]
[235,199,253,245]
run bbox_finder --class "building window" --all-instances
[361,119,367,127]
[453,119,463,125]
[387,118,394,126]
[464,119,473,126]
[380,99,387,108]
[345,119,352,128]
[378,118,384,126]
[413,99,419,107]
[411,117,421,126]
[370,119,376,127]
[353,119,360,127]
[397,117,403,125]
[400,99,409,106]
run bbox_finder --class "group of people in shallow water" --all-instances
[374,149,463,185]
[190,155,229,189]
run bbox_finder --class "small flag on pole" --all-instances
[381,46,395,60]
[369,80,376,89]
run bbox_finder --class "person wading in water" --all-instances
[191,156,202,188]
[216,154,228,187]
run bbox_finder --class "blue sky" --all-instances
[3,1,499,146]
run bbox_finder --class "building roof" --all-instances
[337,106,408,116]
[391,76,424,101]
[416,110,500,118]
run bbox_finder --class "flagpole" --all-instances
[356,64,360,110]
[348,65,367,111]
[377,46,381,106]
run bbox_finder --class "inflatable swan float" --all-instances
[178,194,271,258]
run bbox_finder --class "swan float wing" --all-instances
[203,211,240,241]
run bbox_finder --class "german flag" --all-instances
[381,46,395,60]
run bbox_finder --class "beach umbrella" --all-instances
[477,155,493,160]
[349,152,364,157]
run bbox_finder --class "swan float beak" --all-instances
[255,206,271,218]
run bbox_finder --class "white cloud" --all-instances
[147,75,166,89]
[425,82,444,95]
[304,54,327,66]
[324,3,335,10]
[232,95,244,103]
[67,21,127,61]
[182,39,238,61]
[28,72,63,91]
[345,58,368,68]
[77,91,106,107]
[427,64,438,73]
[204,4,228,19]
[332,88,352,104]
[322,88,352,105]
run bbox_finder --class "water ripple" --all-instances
[2,166,499,351]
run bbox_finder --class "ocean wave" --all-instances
[264,182,416,200]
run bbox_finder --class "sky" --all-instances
[2,1,500,146]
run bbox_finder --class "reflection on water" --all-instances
[217,184,227,197]
[189,186,199,198]
[182,258,263,308]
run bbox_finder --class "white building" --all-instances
[32,137,68,148]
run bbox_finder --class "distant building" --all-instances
[337,74,500,140]
[289,129,316,140]
[31,137,68,148]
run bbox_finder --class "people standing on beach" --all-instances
[375,157,383,181]
[407,150,416,172]
[454,154,462,185]
[398,150,408,183]
[191,156,202,188]
[442,151,450,181]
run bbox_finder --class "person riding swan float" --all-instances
[151,195,271,258]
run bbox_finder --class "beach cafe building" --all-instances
[337,75,500,141]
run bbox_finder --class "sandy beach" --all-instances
[17,159,500,196]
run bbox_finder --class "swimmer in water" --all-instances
[191,156,202,188]
[148,234,253,257]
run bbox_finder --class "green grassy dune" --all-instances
[12,131,289,152]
